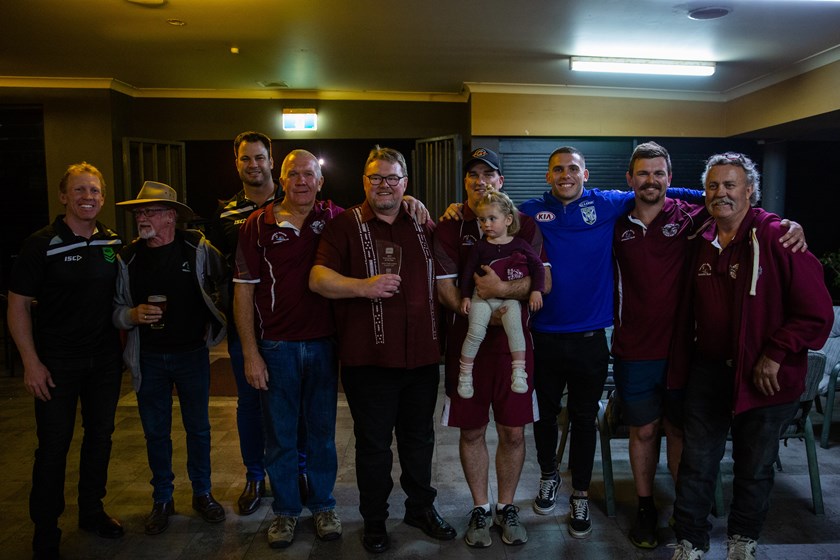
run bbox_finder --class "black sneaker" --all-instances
[629,506,658,549]
[568,495,591,538]
[533,473,561,514]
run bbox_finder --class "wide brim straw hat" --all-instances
[117,181,194,221]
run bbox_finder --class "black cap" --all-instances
[465,148,501,172]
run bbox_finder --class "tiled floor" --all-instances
[2,349,840,559]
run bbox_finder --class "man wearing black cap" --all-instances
[434,148,549,548]
[113,181,228,535]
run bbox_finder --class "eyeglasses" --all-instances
[365,174,405,187]
[722,152,747,163]
[132,207,170,218]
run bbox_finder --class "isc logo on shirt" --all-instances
[535,212,555,222]
[65,255,82,262]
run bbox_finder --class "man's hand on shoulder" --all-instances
[778,219,807,253]
[440,203,464,222]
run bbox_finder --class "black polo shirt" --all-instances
[9,215,123,361]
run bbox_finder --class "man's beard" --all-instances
[138,226,157,240]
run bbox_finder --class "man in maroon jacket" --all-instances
[669,152,833,560]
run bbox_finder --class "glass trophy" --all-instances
[376,240,402,292]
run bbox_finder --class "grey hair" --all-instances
[702,152,762,206]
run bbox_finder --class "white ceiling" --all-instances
[2,0,840,102]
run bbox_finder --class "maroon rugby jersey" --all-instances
[234,199,342,341]
[612,198,705,361]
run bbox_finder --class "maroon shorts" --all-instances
[441,336,539,430]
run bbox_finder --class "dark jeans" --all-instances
[258,337,338,516]
[227,330,266,481]
[136,347,212,502]
[341,363,440,521]
[532,330,609,491]
[674,360,799,549]
[30,353,123,547]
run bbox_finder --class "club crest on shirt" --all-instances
[311,220,325,235]
[102,246,116,263]
[181,260,191,273]
[535,211,555,222]
[620,230,636,242]
[271,231,289,244]
[729,264,739,279]
[662,223,680,237]
[461,234,478,246]
[698,263,712,277]
[581,205,597,225]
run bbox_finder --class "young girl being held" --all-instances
[458,191,545,399]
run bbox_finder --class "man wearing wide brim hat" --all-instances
[116,181,194,222]
[112,179,229,535]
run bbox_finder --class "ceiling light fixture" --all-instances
[687,6,732,20]
[570,56,715,77]
[166,18,186,26]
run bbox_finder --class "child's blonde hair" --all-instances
[475,190,520,236]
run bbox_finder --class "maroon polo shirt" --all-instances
[612,198,705,361]
[234,199,342,341]
[692,221,744,361]
[314,201,439,369]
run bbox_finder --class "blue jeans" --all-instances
[137,347,212,502]
[227,330,266,481]
[258,337,338,516]
[674,360,799,549]
[31,353,122,546]
[532,330,609,490]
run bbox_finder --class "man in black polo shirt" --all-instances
[205,131,278,515]
[8,162,125,560]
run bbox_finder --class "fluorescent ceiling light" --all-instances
[570,57,715,77]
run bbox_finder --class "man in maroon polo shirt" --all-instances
[310,146,455,554]
[434,148,548,548]
[234,149,343,549]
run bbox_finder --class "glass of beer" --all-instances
[148,295,167,330]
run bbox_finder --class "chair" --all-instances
[814,305,840,448]
[816,360,840,448]
[775,350,826,514]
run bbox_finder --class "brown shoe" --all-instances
[237,479,265,516]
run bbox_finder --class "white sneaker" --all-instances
[670,539,705,560]
[726,534,757,560]
[511,368,527,393]
[457,373,474,399]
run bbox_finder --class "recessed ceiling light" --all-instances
[166,18,186,26]
[688,6,732,20]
